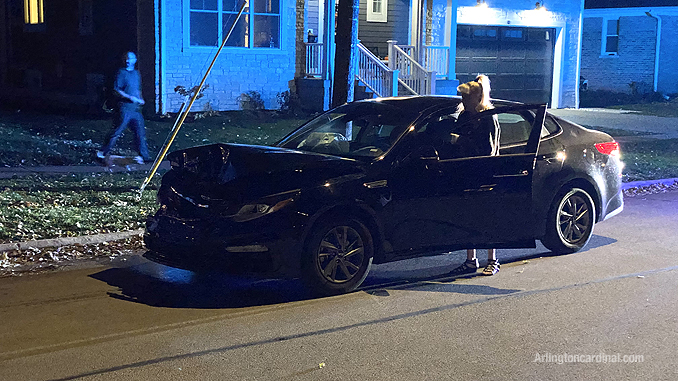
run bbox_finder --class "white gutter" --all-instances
[645,11,661,92]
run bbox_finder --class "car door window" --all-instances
[498,112,532,147]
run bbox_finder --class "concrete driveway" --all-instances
[549,108,678,139]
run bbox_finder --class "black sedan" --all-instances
[144,96,623,294]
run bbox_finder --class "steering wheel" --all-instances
[352,146,384,156]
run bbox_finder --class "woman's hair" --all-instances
[456,74,494,113]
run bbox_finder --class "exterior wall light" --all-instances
[476,0,488,8]
[535,2,546,11]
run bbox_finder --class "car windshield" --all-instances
[276,102,421,158]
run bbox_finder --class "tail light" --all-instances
[595,141,620,158]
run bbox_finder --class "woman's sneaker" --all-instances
[449,259,479,276]
[482,260,500,276]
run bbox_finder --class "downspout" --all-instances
[158,0,167,114]
[645,11,661,92]
[574,0,584,109]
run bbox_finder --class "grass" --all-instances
[618,138,678,182]
[0,172,161,243]
[0,109,309,166]
[606,99,678,118]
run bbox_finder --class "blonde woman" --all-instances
[449,74,501,276]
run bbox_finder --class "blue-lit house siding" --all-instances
[154,0,299,113]
[581,7,678,95]
[453,0,584,108]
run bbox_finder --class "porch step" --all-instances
[397,81,415,96]
[354,81,375,100]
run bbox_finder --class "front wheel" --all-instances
[541,187,596,254]
[301,217,374,295]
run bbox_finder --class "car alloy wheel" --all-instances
[542,187,595,254]
[302,217,373,295]
[557,192,592,244]
[316,225,365,284]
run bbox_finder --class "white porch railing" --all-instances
[305,43,324,77]
[356,43,399,98]
[387,40,436,95]
[393,44,449,79]
[422,46,449,78]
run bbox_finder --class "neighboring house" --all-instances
[305,0,585,108]
[581,1,678,95]
[0,0,585,115]
[0,0,154,112]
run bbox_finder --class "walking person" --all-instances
[448,74,501,276]
[98,51,151,164]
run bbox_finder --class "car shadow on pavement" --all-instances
[89,261,315,309]
[89,234,617,308]
[362,234,618,296]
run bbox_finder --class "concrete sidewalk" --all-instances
[0,161,170,178]
[549,108,678,139]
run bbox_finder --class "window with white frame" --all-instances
[189,0,280,48]
[367,0,387,23]
[603,18,619,55]
[24,0,44,24]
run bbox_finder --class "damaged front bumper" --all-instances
[143,208,307,278]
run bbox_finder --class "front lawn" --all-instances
[0,109,310,166]
[0,172,160,243]
[606,99,678,118]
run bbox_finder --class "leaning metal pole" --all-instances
[139,0,249,195]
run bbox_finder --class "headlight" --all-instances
[231,190,300,222]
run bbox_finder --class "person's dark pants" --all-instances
[101,104,150,160]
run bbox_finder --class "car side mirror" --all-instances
[416,145,439,161]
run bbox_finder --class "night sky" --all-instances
[585,0,678,8]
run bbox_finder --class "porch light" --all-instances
[476,0,488,8]
[535,2,546,11]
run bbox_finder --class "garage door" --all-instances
[456,25,556,105]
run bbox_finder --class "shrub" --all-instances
[174,84,209,100]
[238,91,265,111]
[276,90,303,115]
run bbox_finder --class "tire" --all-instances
[301,217,374,295]
[541,187,596,254]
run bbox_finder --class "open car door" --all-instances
[386,104,547,252]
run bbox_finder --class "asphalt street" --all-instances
[1,191,677,381]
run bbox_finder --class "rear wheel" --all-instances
[541,187,595,254]
[301,217,373,295]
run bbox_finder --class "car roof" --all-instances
[356,95,526,112]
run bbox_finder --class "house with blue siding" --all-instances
[580,0,678,95]
[0,0,585,114]
[303,0,585,108]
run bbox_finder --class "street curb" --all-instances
[1,179,677,254]
[0,230,144,253]
[621,177,678,190]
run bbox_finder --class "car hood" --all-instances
[164,143,367,204]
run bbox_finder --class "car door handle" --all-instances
[539,153,561,164]
[493,170,529,178]
[464,184,496,192]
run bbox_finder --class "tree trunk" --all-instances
[332,0,360,107]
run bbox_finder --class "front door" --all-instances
[385,104,546,253]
